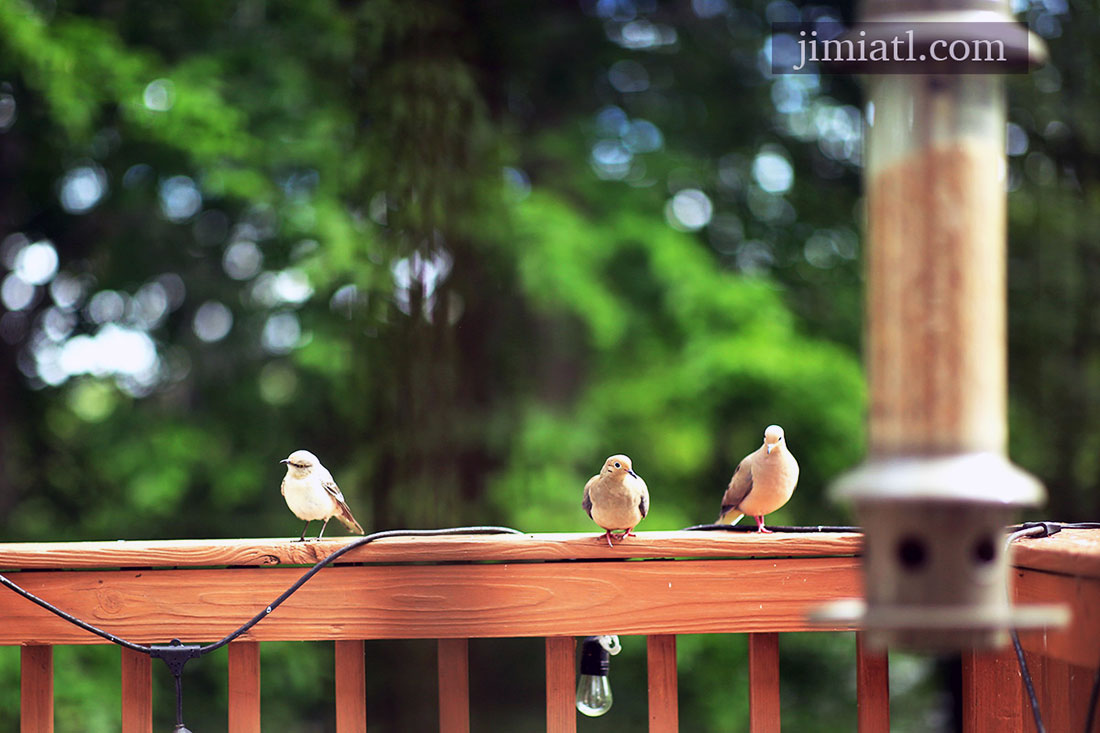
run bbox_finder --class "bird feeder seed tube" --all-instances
[864,74,1008,458]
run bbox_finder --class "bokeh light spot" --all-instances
[143,79,176,112]
[623,120,663,153]
[259,362,299,406]
[1006,122,1028,157]
[14,240,59,285]
[159,176,202,222]
[223,240,263,280]
[608,60,650,93]
[49,273,86,311]
[193,301,233,343]
[752,149,794,194]
[262,311,301,354]
[0,93,17,131]
[86,290,127,324]
[665,189,714,231]
[133,281,169,328]
[1,273,35,311]
[59,164,108,214]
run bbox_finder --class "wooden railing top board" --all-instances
[0,529,1096,577]
[0,530,864,570]
[1011,529,1100,580]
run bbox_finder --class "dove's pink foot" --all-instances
[620,527,637,539]
[755,516,773,533]
[600,530,615,548]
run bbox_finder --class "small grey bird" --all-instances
[717,425,799,533]
[280,450,365,541]
[582,454,649,548]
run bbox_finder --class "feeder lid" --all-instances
[830,452,1045,506]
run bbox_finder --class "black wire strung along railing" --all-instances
[0,522,1097,732]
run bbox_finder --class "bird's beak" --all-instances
[766,443,775,454]
[628,469,639,479]
[279,459,290,464]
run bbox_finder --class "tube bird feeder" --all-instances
[824,0,1067,650]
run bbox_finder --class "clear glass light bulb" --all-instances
[576,672,613,716]
[575,636,613,716]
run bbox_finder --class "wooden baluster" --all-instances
[544,637,576,733]
[647,634,678,733]
[120,647,152,733]
[335,640,366,733]
[748,633,780,733]
[1035,653,1069,733]
[20,645,52,733]
[438,639,470,733]
[961,647,1025,733]
[228,641,261,733]
[1070,660,1099,733]
[856,633,889,733]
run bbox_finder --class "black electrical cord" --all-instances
[1004,520,1100,733]
[682,523,861,532]
[200,526,523,654]
[0,525,524,730]
[1,526,524,657]
[2,520,1097,728]
[1005,523,1054,733]
[0,572,153,653]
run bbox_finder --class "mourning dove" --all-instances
[280,449,365,541]
[582,454,650,548]
[716,425,799,533]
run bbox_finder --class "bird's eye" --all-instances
[614,462,621,468]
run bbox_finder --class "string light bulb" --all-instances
[575,635,620,717]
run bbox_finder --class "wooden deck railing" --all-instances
[0,529,1096,732]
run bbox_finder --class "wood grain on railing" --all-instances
[747,633,780,733]
[1015,565,1100,668]
[0,556,858,642]
[334,640,366,733]
[4,530,1093,733]
[438,638,470,733]
[856,633,889,733]
[0,557,860,646]
[0,531,863,570]
[962,647,1027,733]
[647,634,678,733]
[120,647,151,733]
[544,637,576,733]
[20,645,52,733]
[228,641,261,733]
[1011,529,1100,579]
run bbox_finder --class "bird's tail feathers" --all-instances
[337,503,365,534]
[715,511,744,526]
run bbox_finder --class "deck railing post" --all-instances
[20,645,53,733]
[544,637,576,733]
[438,638,470,733]
[647,634,678,733]
[335,639,367,733]
[228,640,261,733]
[120,647,152,733]
[855,633,889,732]
[747,633,780,733]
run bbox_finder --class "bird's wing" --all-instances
[323,479,364,534]
[321,478,346,503]
[582,475,596,518]
[638,481,649,519]
[719,457,754,520]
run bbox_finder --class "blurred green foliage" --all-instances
[0,0,1090,730]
